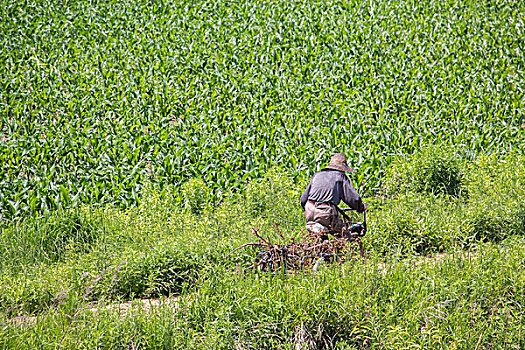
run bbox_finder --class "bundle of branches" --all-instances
[225,225,363,273]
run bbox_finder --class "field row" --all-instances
[2,0,525,221]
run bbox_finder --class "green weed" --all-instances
[383,144,466,197]
[1,240,524,349]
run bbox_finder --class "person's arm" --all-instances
[341,175,365,212]
[300,181,312,209]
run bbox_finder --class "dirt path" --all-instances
[86,295,179,315]
[4,252,458,327]
[4,296,179,327]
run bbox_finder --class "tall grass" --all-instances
[1,151,524,348]
[1,240,523,349]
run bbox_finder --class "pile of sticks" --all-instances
[225,225,364,273]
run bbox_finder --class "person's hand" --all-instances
[363,203,367,211]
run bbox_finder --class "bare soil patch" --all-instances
[4,296,179,327]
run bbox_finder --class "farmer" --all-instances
[300,153,366,235]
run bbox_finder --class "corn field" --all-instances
[1,0,524,221]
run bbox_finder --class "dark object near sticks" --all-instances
[225,209,366,274]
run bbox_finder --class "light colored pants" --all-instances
[304,201,344,234]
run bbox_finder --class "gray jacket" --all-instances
[300,169,364,212]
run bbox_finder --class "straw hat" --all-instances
[323,153,356,172]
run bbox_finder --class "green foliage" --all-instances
[245,168,304,222]
[517,203,525,235]
[245,178,268,218]
[180,178,211,216]
[0,208,102,268]
[463,214,511,245]
[0,273,56,317]
[367,193,456,256]
[93,246,205,300]
[2,0,525,345]
[1,0,525,221]
[39,210,99,261]
[376,152,525,254]
[384,144,465,197]
[459,152,525,246]
[1,154,525,347]
[2,153,525,318]
[2,240,525,349]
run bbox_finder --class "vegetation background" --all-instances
[1,0,524,222]
[1,0,525,348]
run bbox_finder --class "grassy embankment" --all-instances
[1,149,524,349]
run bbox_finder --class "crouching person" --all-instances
[300,153,366,236]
